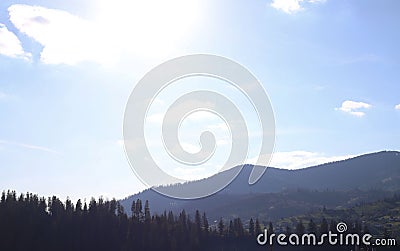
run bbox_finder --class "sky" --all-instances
[1,0,399,201]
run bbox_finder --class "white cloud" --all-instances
[270,0,326,14]
[336,100,371,117]
[395,104,400,110]
[0,139,59,154]
[0,23,31,60]
[180,143,201,154]
[308,0,326,3]
[271,0,303,14]
[268,151,355,169]
[146,113,164,123]
[7,2,200,65]
[8,4,113,65]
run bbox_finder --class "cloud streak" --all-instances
[269,151,355,169]
[0,140,59,154]
[395,104,400,110]
[336,100,371,117]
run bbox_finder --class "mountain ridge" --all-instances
[120,150,400,221]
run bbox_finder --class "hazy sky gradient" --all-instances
[1,0,399,200]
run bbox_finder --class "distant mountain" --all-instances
[120,151,400,222]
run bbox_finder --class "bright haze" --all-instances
[0,0,399,201]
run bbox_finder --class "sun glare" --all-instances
[92,0,201,58]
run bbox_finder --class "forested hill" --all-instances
[120,151,400,219]
[1,151,399,250]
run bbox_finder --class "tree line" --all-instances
[0,190,397,251]
[0,190,260,251]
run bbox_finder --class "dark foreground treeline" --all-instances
[0,190,259,251]
[0,190,397,251]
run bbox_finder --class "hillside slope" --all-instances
[120,151,400,221]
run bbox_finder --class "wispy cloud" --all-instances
[269,151,354,169]
[0,91,7,100]
[0,91,17,102]
[172,166,210,180]
[0,23,31,60]
[336,100,371,117]
[395,104,400,110]
[338,53,382,65]
[270,0,325,14]
[0,140,59,154]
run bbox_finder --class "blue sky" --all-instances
[1,0,399,201]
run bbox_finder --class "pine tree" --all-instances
[117,202,125,217]
[1,191,5,203]
[202,212,209,233]
[195,210,201,232]
[308,219,317,234]
[89,198,97,215]
[228,220,234,237]
[65,197,74,214]
[218,218,224,236]
[110,199,117,214]
[268,222,274,234]
[83,201,88,213]
[75,199,82,214]
[144,200,151,223]
[320,217,328,234]
[296,220,305,235]
[249,218,255,236]
[233,218,244,237]
[136,199,143,222]
[168,210,174,224]
[130,200,136,218]
[179,209,187,229]
[255,218,262,235]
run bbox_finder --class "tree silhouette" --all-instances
[249,218,255,236]
[218,218,224,236]
[5,189,394,251]
[255,218,262,235]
